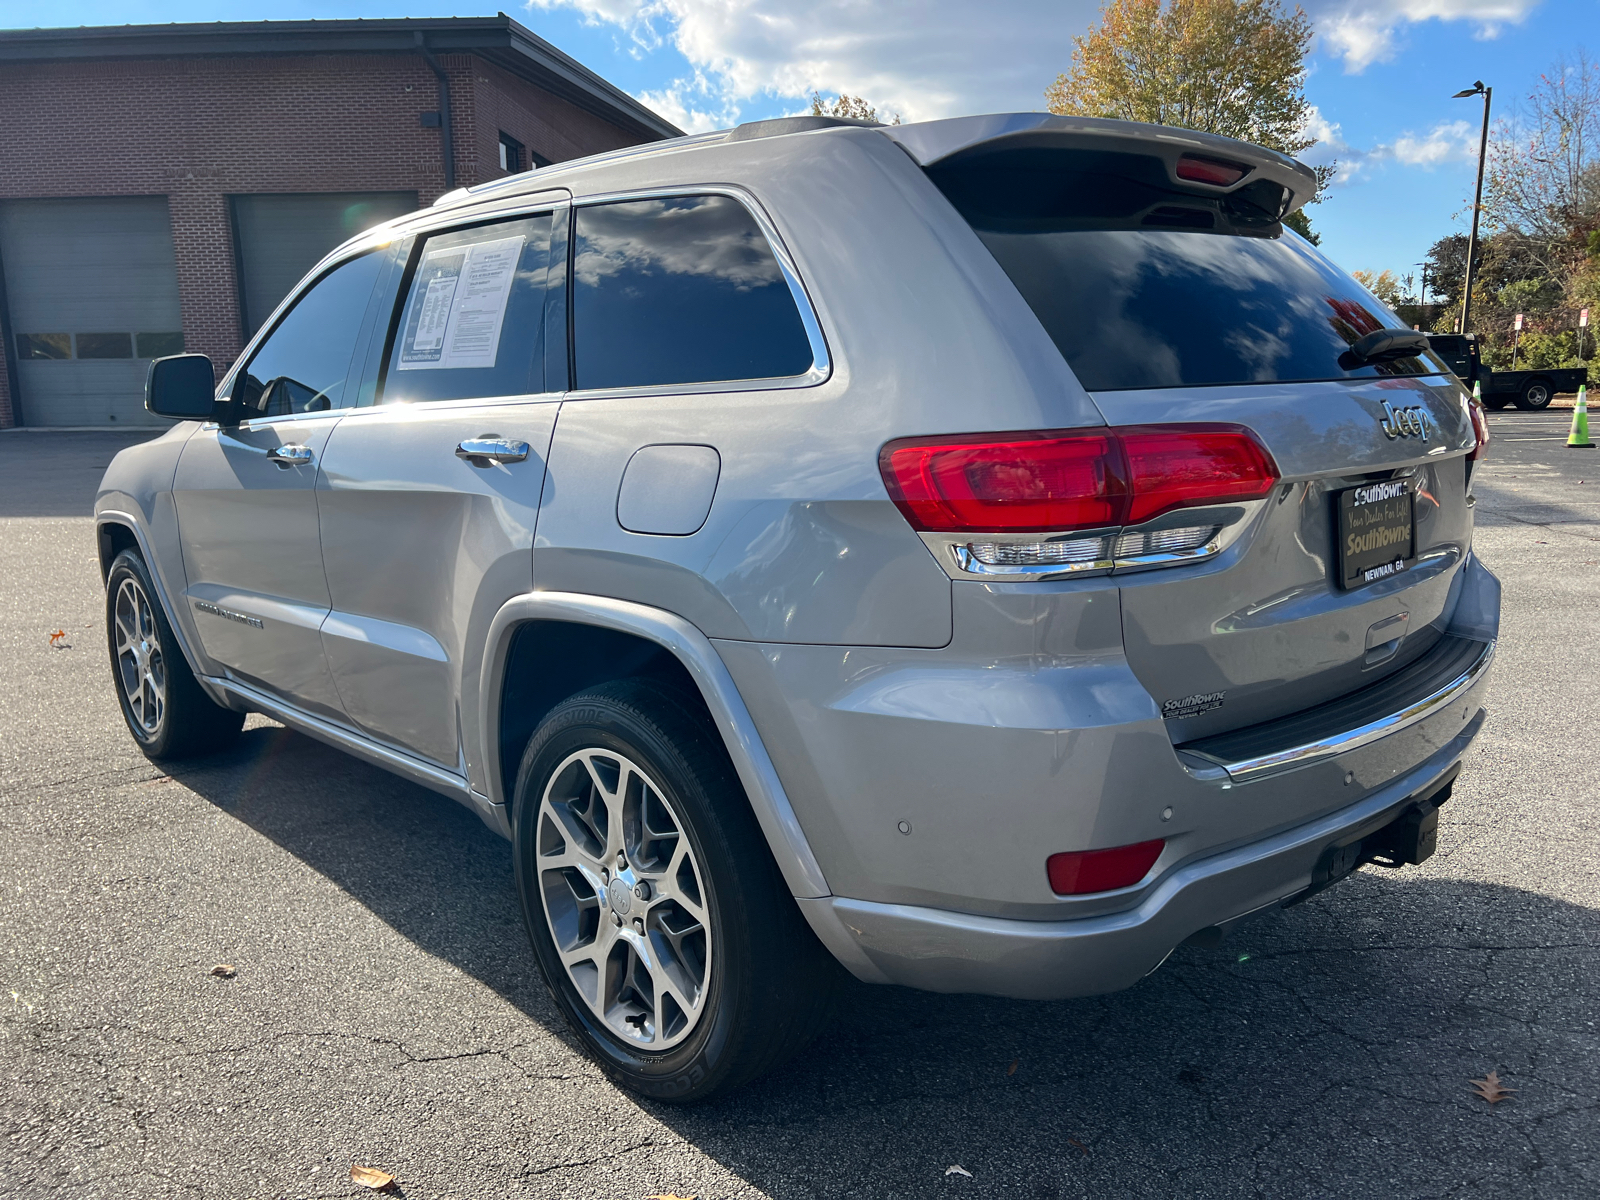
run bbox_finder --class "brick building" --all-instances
[0,16,679,428]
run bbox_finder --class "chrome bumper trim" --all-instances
[1179,637,1495,784]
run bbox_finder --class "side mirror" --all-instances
[145,354,220,421]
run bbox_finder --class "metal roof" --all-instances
[0,14,683,142]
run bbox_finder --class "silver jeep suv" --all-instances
[98,113,1499,1101]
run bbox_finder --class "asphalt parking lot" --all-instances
[2,412,1596,1200]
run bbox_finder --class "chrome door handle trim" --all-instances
[455,435,530,464]
[266,444,315,467]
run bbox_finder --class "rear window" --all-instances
[929,148,1444,392]
[572,194,815,391]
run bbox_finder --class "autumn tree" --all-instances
[1352,269,1404,311]
[1435,53,1600,370]
[1047,0,1331,239]
[810,92,900,125]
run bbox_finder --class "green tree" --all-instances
[1047,0,1333,237]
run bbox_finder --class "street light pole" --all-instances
[1454,81,1492,335]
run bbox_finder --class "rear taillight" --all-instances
[879,432,1124,533]
[1121,426,1282,523]
[1468,395,1491,461]
[880,425,1278,534]
[1047,840,1165,895]
[1175,154,1250,186]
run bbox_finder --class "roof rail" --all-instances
[726,115,881,143]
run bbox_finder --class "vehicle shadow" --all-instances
[168,723,1599,1199]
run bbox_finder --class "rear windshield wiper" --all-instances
[1341,329,1429,369]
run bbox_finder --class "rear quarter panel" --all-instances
[534,128,1110,648]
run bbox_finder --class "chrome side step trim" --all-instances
[206,676,510,837]
[1176,637,1495,784]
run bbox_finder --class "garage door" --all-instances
[232,192,417,336]
[0,196,184,427]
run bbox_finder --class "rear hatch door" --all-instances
[917,122,1480,741]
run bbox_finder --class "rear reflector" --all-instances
[880,425,1278,534]
[1047,840,1165,895]
[1176,154,1250,186]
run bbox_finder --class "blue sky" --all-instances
[4,0,1594,292]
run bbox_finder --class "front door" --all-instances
[174,248,390,717]
[315,207,563,773]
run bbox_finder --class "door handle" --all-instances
[455,435,530,465]
[266,444,315,467]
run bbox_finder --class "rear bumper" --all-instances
[799,707,1485,1000]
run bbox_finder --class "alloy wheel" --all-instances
[535,748,712,1050]
[113,576,166,736]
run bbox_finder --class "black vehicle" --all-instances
[1425,333,1589,410]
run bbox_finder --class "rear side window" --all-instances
[572,195,814,390]
[929,148,1445,392]
[384,212,555,403]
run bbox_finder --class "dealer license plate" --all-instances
[1336,479,1415,588]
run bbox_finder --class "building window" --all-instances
[498,132,524,174]
[136,332,186,359]
[17,333,71,360]
[74,332,133,359]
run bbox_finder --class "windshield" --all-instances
[929,148,1444,391]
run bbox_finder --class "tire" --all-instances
[106,549,244,761]
[1515,378,1554,410]
[511,679,839,1102]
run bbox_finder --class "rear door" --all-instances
[174,248,390,717]
[314,204,565,774]
[926,141,1479,740]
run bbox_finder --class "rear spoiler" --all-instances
[877,114,1320,215]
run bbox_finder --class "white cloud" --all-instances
[1300,110,1480,188]
[1304,0,1538,73]
[530,0,1533,136]
[528,0,1096,126]
[1390,120,1478,165]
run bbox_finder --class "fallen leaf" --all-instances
[644,1194,697,1200]
[945,1165,973,1177]
[210,964,235,978]
[1068,1137,1090,1156]
[1470,1070,1516,1105]
[1006,1058,1019,1076]
[48,629,67,648]
[350,1164,396,1190]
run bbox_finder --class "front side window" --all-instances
[382,212,555,403]
[572,194,815,391]
[232,251,385,418]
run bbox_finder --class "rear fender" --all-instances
[479,592,831,900]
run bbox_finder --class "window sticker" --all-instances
[398,234,524,371]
